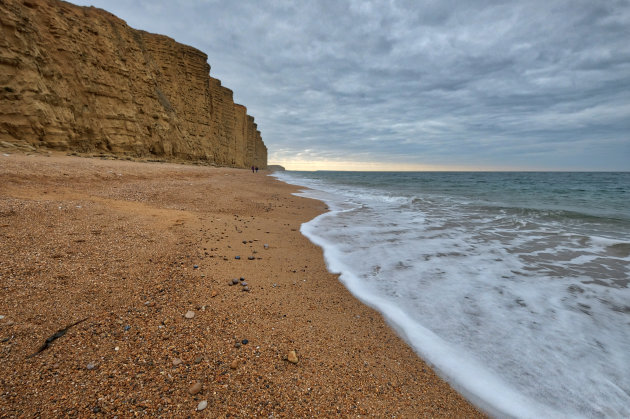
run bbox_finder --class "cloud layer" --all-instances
[71,0,630,170]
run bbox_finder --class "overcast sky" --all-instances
[69,0,629,170]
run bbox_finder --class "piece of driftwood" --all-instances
[28,317,88,358]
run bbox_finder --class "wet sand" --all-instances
[0,152,485,417]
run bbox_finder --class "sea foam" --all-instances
[274,171,630,418]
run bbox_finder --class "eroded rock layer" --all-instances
[0,0,267,168]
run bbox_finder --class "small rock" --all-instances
[242,286,250,292]
[114,346,120,351]
[194,355,203,364]
[193,265,199,269]
[247,256,255,260]
[235,256,241,260]
[263,244,269,249]
[287,350,298,364]
[172,358,183,366]
[242,240,247,244]
[86,362,96,370]
[0,315,4,320]
[184,310,195,319]
[234,342,241,348]
[240,277,245,281]
[230,359,239,369]
[241,282,248,286]
[241,339,249,345]
[197,400,208,411]
[232,278,239,285]
[211,290,218,298]
[188,382,203,395]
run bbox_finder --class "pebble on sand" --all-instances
[211,290,218,298]
[188,382,203,395]
[172,358,183,366]
[287,350,298,364]
[235,256,241,260]
[197,400,208,411]
[232,278,239,285]
[230,359,239,369]
[184,310,195,319]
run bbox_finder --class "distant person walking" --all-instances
[255,166,259,173]
[251,166,255,173]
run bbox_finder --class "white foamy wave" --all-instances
[301,211,554,419]
[275,171,630,418]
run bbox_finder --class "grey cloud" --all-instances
[70,0,630,170]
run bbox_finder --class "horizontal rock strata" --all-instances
[0,0,267,168]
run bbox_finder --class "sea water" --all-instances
[272,171,630,418]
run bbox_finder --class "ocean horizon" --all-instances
[274,170,630,418]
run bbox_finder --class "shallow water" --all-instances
[274,171,630,418]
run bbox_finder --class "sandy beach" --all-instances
[0,152,484,417]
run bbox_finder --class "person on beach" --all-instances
[255,166,259,173]
[251,166,255,173]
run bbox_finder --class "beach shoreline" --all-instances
[0,152,484,417]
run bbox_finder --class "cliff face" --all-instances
[0,0,267,168]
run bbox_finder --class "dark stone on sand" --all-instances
[243,286,250,292]
[248,256,254,260]
[235,256,240,260]
[242,339,248,345]
[193,265,199,269]
[241,282,247,286]
[232,278,239,285]
[240,277,245,281]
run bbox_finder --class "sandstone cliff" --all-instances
[0,0,267,168]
